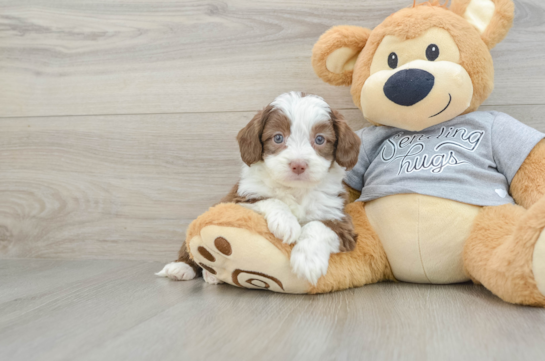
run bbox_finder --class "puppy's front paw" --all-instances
[267,213,301,244]
[203,270,224,285]
[155,262,196,281]
[290,242,330,285]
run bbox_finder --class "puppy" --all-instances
[157,92,361,285]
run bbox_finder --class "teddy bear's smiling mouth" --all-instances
[430,93,452,118]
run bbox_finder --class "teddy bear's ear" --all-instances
[312,26,371,86]
[450,0,514,49]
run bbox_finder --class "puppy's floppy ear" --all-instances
[237,106,271,166]
[450,0,514,49]
[312,26,371,86]
[331,110,361,170]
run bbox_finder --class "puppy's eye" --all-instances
[388,52,398,69]
[273,134,284,144]
[426,44,439,61]
[315,135,325,145]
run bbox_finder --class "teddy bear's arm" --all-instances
[510,139,545,208]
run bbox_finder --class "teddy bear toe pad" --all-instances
[188,225,311,294]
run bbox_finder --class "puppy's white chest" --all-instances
[280,194,328,223]
[279,197,308,221]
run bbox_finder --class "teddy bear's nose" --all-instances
[383,69,435,106]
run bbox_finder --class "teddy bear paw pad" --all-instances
[188,225,311,294]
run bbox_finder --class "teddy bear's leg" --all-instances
[185,202,394,294]
[464,196,545,307]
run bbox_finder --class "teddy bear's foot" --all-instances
[188,225,311,293]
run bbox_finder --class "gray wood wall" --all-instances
[1,0,544,261]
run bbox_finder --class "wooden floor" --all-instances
[1,259,545,361]
[1,0,545,360]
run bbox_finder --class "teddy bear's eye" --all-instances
[426,44,440,61]
[388,52,398,69]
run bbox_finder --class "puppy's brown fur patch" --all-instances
[323,190,357,252]
[236,105,272,166]
[262,109,291,157]
[323,217,358,252]
[331,110,361,169]
[311,121,337,161]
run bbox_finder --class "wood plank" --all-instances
[0,106,543,261]
[0,110,246,260]
[1,259,545,361]
[0,0,544,117]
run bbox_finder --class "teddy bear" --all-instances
[167,0,545,307]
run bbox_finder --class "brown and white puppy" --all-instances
[224,91,362,285]
[157,92,360,285]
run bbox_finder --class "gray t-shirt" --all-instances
[345,111,544,206]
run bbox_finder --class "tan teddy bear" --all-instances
[162,0,545,307]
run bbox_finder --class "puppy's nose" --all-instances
[290,161,308,175]
[383,69,435,106]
